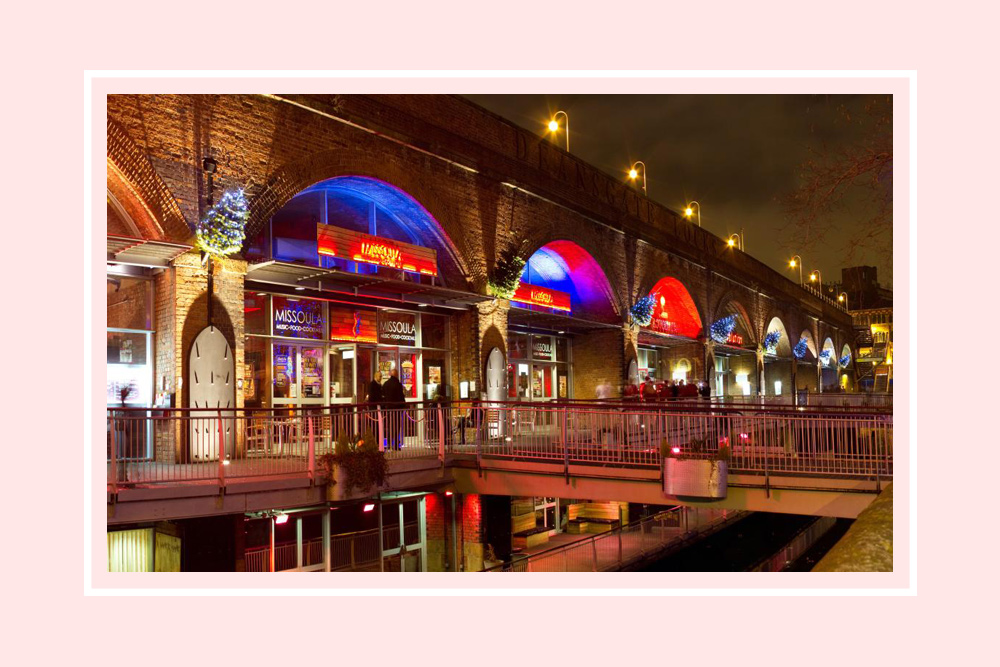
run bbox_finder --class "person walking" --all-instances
[382,369,406,450]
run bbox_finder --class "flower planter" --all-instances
[663,458,728,498]
[325,465,350,502]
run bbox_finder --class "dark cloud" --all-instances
[464,93,889,287]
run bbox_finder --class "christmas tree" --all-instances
[196,188,248,258]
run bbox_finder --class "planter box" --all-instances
[663,458,728,498]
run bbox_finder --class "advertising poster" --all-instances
[558,374,567,398]
[401,356,415,397]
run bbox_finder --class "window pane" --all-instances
[509,333,528,359]
[329,347,355,400]
[244,293,269,335]
[555,336,568,362]
[420,313,448,349]
[272,191,323,264]
[273,344,296,400]
[422,350,448,400]
[301,347,324,398]
[244,336,269,408]
[531,336,553,361]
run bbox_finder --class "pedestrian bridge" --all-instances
[106,398,892,523]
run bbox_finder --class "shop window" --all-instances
[107,331,151,406]
[420,313,448,349]
[422,350,448,400]
[509,333,528,359]
[555,336,569,362]
[244,293,269,335]
[329,347,355,400]
[272,191,323,263]
[531,336,554,361]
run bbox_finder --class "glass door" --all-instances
[272,342,327,407]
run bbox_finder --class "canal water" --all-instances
[638,512,853,572]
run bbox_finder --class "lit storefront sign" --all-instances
[378,311,417,346]
[510,282,571,312]
[329,305,377,344]
[727,331,744,346]
[317,223,438,276]
[272,296,324,339]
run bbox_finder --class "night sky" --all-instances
[463,94,890,288]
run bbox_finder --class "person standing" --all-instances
[366,371,384,446]
[382,369,406,450]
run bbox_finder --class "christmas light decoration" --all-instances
[763,330,781,354]
[793,338,809,359]
[196,189,248,258]
[819,349,832,366]
[839,354,851,368]
[487,247,526,300]
[630,295,655,327]
[710,315,737,344]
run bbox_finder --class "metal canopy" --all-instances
[108,234,191,268]
[246,260,489,309]
[637,329,701,348]
[507,304,621,334]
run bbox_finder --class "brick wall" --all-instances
[572,328,626,399]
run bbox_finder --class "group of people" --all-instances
[623,376,710,401]
[365,369,408,450]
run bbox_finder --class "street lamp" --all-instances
[838,292,849,310]
[726,233,743,250]
[628,160,647,195]
[547,110,569,151]
[789,255,803,285]
[684,201,702,227]
[809,269,823,295]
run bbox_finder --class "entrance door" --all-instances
[485,348,505,402]
[272,342,326,407]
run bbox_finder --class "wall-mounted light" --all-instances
[363,503,375,512]
[274,513,288,525]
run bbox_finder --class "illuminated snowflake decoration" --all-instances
[793,338,809,359]
[819,349,833,366]
[629,295,655,327]
[839,354,852,368]
[763,330,781,354]
[196,188,249,258]
[710,315,737,343]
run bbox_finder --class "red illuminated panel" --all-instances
[727,331,744,346]
[317,223,438,276]
[329,305,378,344]
[511,282,572,312]
[646,277,702,339]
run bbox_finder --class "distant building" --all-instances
[824,266,892,392]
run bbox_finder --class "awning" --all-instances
[108,235,191,268]
[245,260,490,310]
[507,303,622,334]
[637,329,701,348]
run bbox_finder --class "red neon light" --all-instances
[317,224,438,276]
[510,282,572,312]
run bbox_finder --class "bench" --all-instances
[512,527,550,549]
[566,502,626,534]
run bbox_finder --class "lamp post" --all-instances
[789,255,803,285]
[628,161,647,195]
[547,110,569,151]
[838,292,849,311]
[684,201,702,227]
[809,269,823,295]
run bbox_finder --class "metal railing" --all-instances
[461,402,892,479]
[244,521,419,572]
[108,399,892,490]
[484,506,738,572]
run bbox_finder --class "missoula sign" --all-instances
[378,311,417,346]
[272,296,324,339]
[316,223,438,276]
[510,282,571,312]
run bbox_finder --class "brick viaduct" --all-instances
[106,93,856,404]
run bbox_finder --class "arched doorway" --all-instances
[763,317,793,398]
[241,176,468,419]
[507,240,618,402]
[634,276,703,394]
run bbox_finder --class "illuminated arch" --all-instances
[821,337,837,367]
[840,343,853,367]
[796,330,818,360]
[764,317,792,357]
[646,277,702,339]
[519,240,617,319]
[262,175,467,286]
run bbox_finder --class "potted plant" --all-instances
[319,430,388,501]
[661,438,729,499]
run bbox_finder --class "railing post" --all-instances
[591,537,598,572]
[617,525,623,566]
[307,415,316,483]
[437,405,446,464]
[562,406,570,482]
[377,410,385,452]
[217,412,226,489]
[109,413,119,495]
